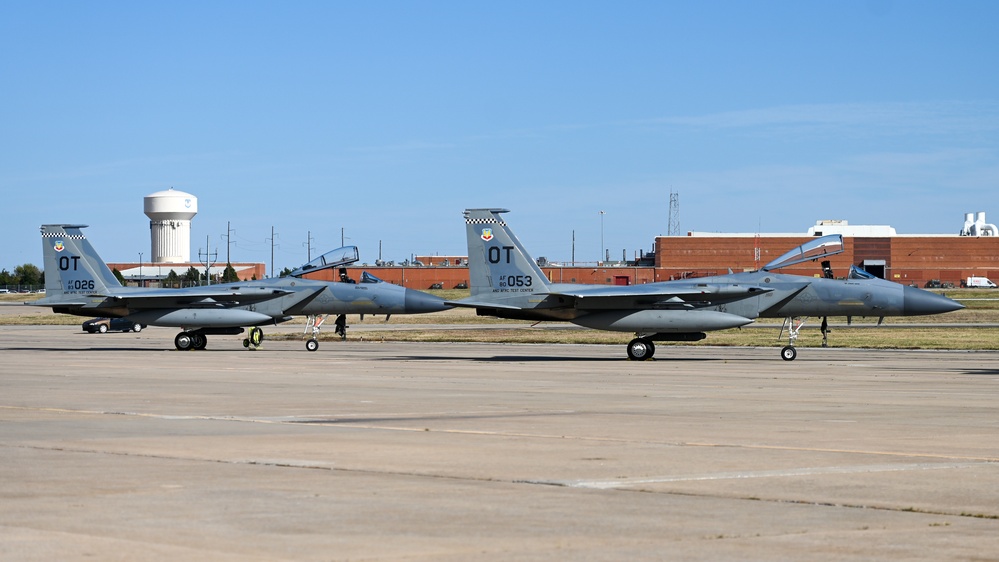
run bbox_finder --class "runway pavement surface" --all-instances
[2,325,998,561]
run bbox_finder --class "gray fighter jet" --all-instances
[32,224,450,351]
[449,209,964,361]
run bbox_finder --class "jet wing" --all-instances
[448,284,773,312]
[95,286,299,309]
[546,284,773,310]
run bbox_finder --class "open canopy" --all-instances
[761,235,844,272]
[287,246,360,278]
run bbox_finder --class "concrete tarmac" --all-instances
[2,325,998,561]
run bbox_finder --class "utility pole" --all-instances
[571,230,575,265]
[266,226,279,278]
[304,230,314,262]
[199,236,218,286]
[222,221,234,264]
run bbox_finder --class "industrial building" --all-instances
[655,216,999,287]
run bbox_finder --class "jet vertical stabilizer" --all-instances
[463,208,550,296]
[40,224,123,301]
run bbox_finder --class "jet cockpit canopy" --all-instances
[287,246,360,278]
[761,235,844,272]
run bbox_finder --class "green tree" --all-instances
[0,269,12,287]
[185,266,201,287]
[221,263,240,283]
[15,264,42,286]
[112,268,126,285]
[164,270,180,288]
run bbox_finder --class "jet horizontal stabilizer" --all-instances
[446,298,525,311]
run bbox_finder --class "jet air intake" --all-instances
[572,309,753,333]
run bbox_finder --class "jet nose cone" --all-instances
[902,286,965,316]
[404,289,452,314]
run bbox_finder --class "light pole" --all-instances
[138,252,143,288]
[599,210,605,264]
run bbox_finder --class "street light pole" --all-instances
[599,210,605,264]
[138,252,143,288]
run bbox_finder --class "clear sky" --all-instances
[2,1,997,273]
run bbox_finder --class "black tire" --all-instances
[175,332,193,351]
[780,345,797,361]
[98,324,108,334]
[627,338,656,361]
[192,334,207,350]
[132,323,143,333]
[306,338,319,352]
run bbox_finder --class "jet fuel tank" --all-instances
[126,308,274,328]
[571,309,753,333]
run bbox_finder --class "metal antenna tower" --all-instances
[667,190,680,236]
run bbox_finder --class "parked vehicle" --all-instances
[82,318,146,334]
[963,276,997,289]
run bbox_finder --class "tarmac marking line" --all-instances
[545,462,990,490]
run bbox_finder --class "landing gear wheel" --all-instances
[192,333,207,350]
[175,332,194,351]
[242,338,250,348]
[306,338,319,352]
[627,338,656,361]
[780,345,797,361]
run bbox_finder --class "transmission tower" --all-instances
[667,190,680,236]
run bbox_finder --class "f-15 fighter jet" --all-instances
[449,209,963,360]
[32,224,450,351]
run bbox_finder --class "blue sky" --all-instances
[3,1,997,273]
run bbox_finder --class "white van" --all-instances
[965,276,997,288]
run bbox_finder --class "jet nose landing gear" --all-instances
[302,314,348,351]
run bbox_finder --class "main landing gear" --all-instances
[173,327,252,351]
[626,333,706,361]
[174,331,208,351]
[627,337,656,361]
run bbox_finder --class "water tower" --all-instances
[144,188,198,263]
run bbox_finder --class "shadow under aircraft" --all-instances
[31,224,450,352]
[449,209,963,361]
